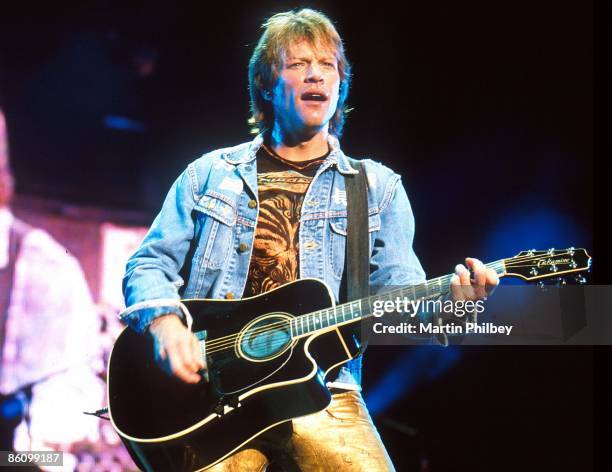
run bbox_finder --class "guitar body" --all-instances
[107,279,359,471]
[108,248,592,471]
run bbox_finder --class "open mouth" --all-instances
[301,92,328,102]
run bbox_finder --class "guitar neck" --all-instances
[289,260,508,338]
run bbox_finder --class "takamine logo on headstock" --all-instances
[504,247,591,283]
[536,258,570,267]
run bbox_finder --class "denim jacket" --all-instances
[121,134,435,388]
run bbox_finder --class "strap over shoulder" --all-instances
[344,157,369,303]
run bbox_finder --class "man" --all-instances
[0,108,104,470]
[121,9,498,470]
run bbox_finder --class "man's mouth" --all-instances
[301,92,328,102]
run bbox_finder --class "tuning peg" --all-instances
[574,275,587,285]
[568,247,575,256]
[555,277,567,287]
[547,248,555,256]
[549,264,558,272]
[537,281,548,291]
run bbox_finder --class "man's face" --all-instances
[269,40,340,136]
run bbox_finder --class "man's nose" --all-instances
[305,64,324,83]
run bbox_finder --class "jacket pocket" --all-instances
[194,190,237,270]
[328,213,380,279]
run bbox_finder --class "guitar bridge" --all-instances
[213,395,242,416]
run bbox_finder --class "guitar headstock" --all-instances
[504,248,591,283]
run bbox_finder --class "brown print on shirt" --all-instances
[245,171,312,297]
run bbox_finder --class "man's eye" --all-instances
[288,62,304,69]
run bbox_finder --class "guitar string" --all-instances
[209,263,494,353]
[207,278,583,357]
[204,253,583,353]
[204,255,530,350]
[503,264,581,268]
[504,253,580,265]
[204,249,582,349]
[209,254,584,354]
[204,253,583,354]
[204,270,458,352]
[493,251,579,265]
[203,258,505,349]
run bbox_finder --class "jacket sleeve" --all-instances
[121,165,200,333]
[369,172,426,289]
[368,169,450,345]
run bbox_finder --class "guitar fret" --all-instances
[289,253,588,341]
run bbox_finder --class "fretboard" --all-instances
[289,260,507,338]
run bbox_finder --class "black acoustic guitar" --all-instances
[107,248,591,471]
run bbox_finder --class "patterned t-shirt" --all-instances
[244,145,328,297]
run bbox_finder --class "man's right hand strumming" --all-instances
[148,314,207,384]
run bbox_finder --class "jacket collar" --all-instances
[221,133,358,175]
[221,134,263,165]
[326,134,359,175]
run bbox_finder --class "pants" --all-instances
[206,390,395,471]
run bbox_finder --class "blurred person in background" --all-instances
[0,108,104,470]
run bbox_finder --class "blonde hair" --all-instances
[248,9,351,137]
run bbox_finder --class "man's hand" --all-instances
[148,314,206,384]
[450,257,499,301]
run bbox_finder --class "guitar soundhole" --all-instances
[239,314,293,361]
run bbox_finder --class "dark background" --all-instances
[0,1,596,470]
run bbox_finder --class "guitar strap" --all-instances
[343,158,370,355]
